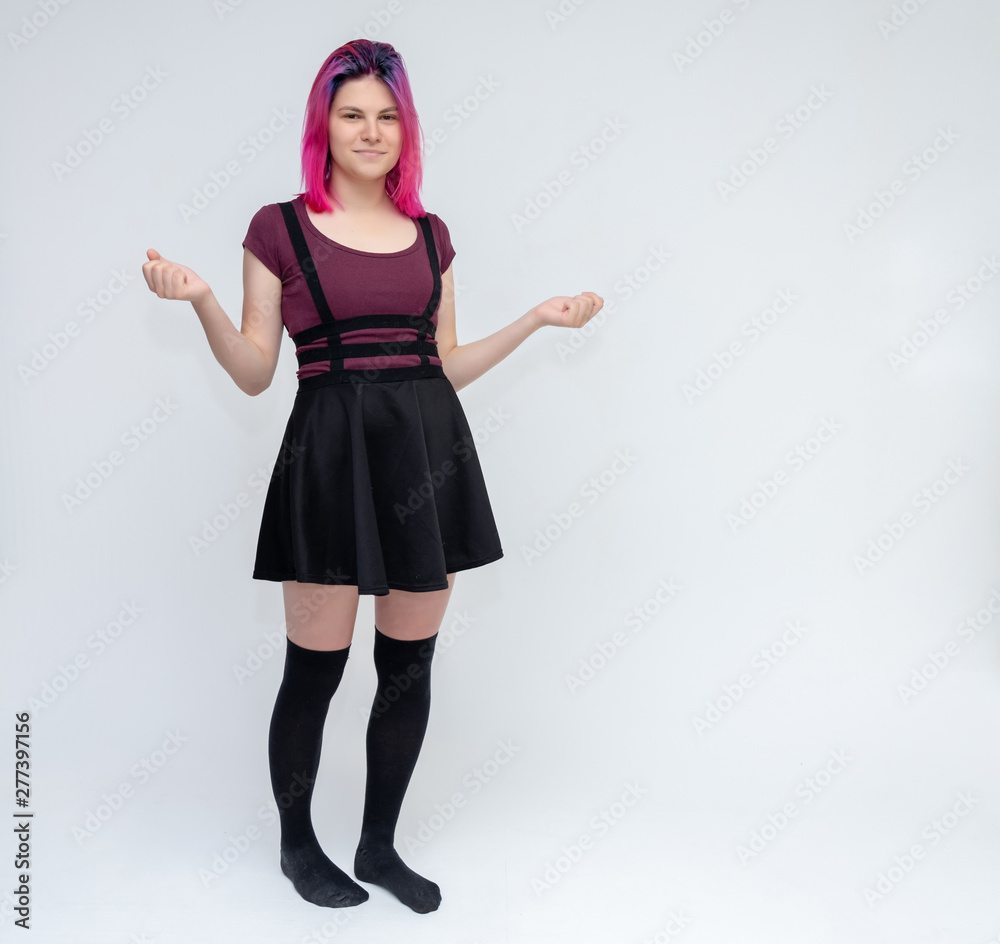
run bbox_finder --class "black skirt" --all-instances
[252,374,504,595]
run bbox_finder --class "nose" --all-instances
[360,118,381,142]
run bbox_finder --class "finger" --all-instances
[146,263,163,297]
[155,265,174,298]
[170,267,188,296]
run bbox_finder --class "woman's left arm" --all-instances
[436,265,604,392]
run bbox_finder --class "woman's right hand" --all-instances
[142,248,211,303]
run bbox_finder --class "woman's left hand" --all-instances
[531,292,604,330]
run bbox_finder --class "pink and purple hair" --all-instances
[296,39,425,217]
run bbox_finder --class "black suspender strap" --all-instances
[278,202,337,324]
[277,202,443,373]
[414,216,440,365]
[278,201,343,371]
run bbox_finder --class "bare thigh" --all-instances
[282,581,360,650]
[374,573,456,640]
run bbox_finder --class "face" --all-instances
[327,75,403,183]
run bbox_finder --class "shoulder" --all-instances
[247,201,290,229]
[243,202,295,280]
[420,210,448,231]
[419,211,456,269]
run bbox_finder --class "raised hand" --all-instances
[142,248,211,304]
[532,291,604,330]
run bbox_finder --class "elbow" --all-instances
[441,361,464,393]
[239,376,272,397]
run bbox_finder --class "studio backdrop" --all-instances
[2,1,999,942]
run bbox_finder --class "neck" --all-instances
[328,166,394,214]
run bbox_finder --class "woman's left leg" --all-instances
[354,573,456,913]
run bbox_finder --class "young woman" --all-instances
[142,39,603,914]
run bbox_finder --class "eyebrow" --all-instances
[336,105,398,113]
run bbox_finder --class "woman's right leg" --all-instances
[268,580,365,908]
[283,578,360,650]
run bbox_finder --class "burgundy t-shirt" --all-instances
[242,195,455,379]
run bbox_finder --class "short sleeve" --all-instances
[242,204,283,279]
[431,214,456,273]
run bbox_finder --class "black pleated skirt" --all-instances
[252,375,504,595]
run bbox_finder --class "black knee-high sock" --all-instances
[268,637,368,908]
[354,627,441,914]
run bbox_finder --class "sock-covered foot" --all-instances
[280,837,369,908]
[354,842,441,913]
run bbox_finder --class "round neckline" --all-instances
[294,195,421,257]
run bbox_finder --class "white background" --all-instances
[2,0,999,941]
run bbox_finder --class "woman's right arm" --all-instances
[142,248,284,396]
